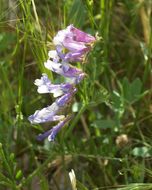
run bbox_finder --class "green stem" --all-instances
[65,104,87,139]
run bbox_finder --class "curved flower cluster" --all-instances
[28,25,96,141]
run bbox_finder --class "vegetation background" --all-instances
[0,0,152,189]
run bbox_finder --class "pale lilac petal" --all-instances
[53,24,95,46]
[61,83,74,93]
[64,48,90,62]
[34,73,73,97]
[56,44,85,63]
[28,89,76,124]
[48,50,60,62]
[35,73,51,86]
[51,83,74,98]
[37,115,72,141]
[44,60,83,78]
[63,37,87,52]
[70,25,96,43]
[53,27,71,46]
[28,102,62,124]
[37,128,52,141]
[56,44,90,62]
[34,74,51,94]
[56,88,77,106]
[48,115,72,141]
[56,45,65,60]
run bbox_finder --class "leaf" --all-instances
[91,119,115,129]
[122,77,142,103]
[130,78,142,100]
[132,146,151,158]
[111,91,124,117]
[89,86,110,107]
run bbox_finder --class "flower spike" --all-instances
[28,25,96,141]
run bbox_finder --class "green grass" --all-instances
[0,0,152,189]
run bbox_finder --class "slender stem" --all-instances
[65,104,87,139]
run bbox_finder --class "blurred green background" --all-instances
[0,0,152,189]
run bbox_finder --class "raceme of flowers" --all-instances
[28,25,96,141]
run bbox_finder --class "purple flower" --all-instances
[56,88,77,106]
[53,24,95,46]
[28,89,76,124]
[44,60,85,83]
[56,45,89,62]
[34,73,74,97]
[53,25,95,62]
[37,115,72,141]
[28,102,65,124]
[69,25,96,43]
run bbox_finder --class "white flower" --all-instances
[69,169,77,190]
